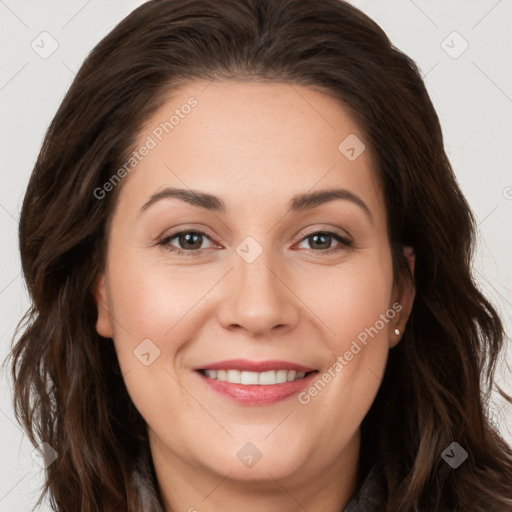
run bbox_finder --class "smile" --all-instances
[194,360,319,405]
[199,369,310,385]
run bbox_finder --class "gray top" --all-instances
[132,447,387,511]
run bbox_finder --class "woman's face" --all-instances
[94,80,414,487]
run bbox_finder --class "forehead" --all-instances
[115,80,384,222]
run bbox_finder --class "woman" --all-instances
[8,0,512,510]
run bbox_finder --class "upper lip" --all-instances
[197,359,316,373]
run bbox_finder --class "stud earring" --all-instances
[394,328,400,336]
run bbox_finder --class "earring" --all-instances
[394,328,400,336]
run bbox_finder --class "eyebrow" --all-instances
[139,186,372,221]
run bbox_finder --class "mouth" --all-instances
[194,360,320,405]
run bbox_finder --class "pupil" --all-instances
[181,233,201,249]
[311,233,330,249]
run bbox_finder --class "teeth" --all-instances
[275,369,288,383]
[241,371,259,385]
[259,371,277,385]
[227,369,241,384]
[203,369,308,385]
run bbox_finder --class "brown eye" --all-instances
[175,232,204,250]
[297,231,352,253]
[159,230,213,255]
[307,232,333,250]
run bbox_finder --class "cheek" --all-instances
[295,253,394,408]
[107,256,203,344]
[300,256,394,349]
[105,260,205,432]
[280,256,394,472]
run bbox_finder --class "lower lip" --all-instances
[196,371,319,405]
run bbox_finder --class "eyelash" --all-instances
[157,228,353,257]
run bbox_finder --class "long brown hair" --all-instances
[7,0,512,510]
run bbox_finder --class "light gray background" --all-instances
[1,1,511,510]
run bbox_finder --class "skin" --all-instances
[93,80,415,512]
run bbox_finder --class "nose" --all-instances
[217,248,300,338]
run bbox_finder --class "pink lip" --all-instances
[197,359,316,372]
[196,370,318,406]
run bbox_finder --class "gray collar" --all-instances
[131,447,386,511]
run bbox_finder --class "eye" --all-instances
[158,230,213,256]
[158,228,353,257]
[296,230,352,254]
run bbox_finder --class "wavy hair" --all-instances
[7,0,512,510]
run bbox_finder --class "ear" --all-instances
[91,273,114,338]
[389,246,416,348]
